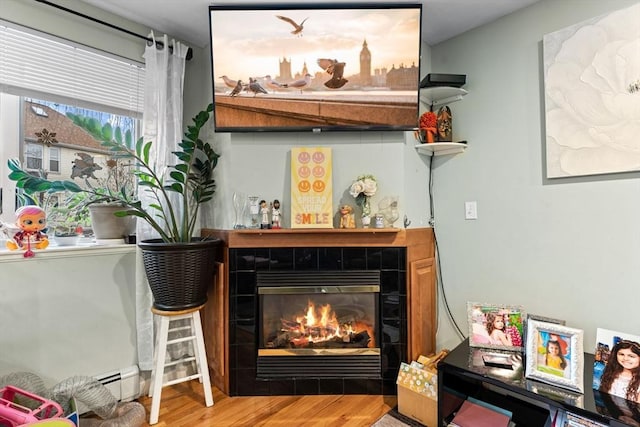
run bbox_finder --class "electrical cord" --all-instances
[428,154,466,340]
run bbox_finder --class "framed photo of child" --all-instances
[467,302,525,351]
[524,319,584,392]
[593,328,640,404]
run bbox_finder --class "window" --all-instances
[0,21,144,245]
[31,105,48,117]
[25,143,43,171]
[49,147,60,173]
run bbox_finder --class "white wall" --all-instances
[0,0,148,385]
[200,130,432,230]
[0,247,137,386]
[429,0,640,353]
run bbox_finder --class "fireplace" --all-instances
[257,271,381,378]
[228,246,407,396]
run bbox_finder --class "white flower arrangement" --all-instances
[349,174,377,217]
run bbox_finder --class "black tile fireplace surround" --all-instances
[228,246,407,396]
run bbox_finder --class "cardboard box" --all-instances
[396,362,438,427]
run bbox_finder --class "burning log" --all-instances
[281,319,301,330]
[265,301,374,350]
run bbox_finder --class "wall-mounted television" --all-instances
[208,3,422,133]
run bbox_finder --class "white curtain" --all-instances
[136,33,190,371]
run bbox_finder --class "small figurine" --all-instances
[339,205,356,229]
[259,199,270,229]
[437,106,452,142]
[6,205,49,257]
[271,199,282,229]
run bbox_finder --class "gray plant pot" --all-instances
[88,204,136,241]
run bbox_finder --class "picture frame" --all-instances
[467,302,525,351]
[525,319,584,393]
[592,328,640,401]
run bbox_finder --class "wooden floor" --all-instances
[134,382,397,427]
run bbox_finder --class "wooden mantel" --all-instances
[200,227,436,394]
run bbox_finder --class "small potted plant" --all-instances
[8,104,222,310]
[46,193,91,246]
[63,114,138,241]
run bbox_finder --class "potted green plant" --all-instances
[8,104,222,310]
[64,114,138,241]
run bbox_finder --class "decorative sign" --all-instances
[290,147,332,228]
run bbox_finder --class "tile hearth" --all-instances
[228,246,407,396]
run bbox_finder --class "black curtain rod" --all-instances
[34,0,193,60]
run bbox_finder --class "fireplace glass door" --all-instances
[256,271,381,378]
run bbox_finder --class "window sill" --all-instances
[0,240,136,262]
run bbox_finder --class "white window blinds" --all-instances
[0,21,145,117]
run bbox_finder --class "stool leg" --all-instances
[192,311,214,407]
[148,315,162,398]
[149,316,170,425]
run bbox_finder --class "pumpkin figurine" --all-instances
[5,205,49,257]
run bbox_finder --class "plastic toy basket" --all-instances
[0,386,63,427]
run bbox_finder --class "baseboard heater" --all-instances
[76,365,140,414]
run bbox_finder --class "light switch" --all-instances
[465,201,477,220]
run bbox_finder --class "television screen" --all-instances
[209,3,422,133]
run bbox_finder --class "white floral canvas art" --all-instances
[543,3,640,178]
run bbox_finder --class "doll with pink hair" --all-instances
[6,206,49,257]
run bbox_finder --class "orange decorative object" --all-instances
[419,111,437,129]
[418,111,438,143]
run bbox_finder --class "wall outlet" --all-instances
[464,201,478,220]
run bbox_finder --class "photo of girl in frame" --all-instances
[593,328,640,404]
[525,320,584,393]
[536,331,571,379]
[467,302,524,351]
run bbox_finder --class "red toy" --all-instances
[0,385,63,426]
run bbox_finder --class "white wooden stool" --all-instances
[148,304,213,425]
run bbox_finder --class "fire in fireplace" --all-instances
[263,292,376,351]
[256,271,381,378]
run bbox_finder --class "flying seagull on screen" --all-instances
[230,80,243,97]
[248,77,268,96]
[287,73,312,93]
[317,58,348,89]
[276,15,308,36]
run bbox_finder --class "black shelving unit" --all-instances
[437,340,638,427]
